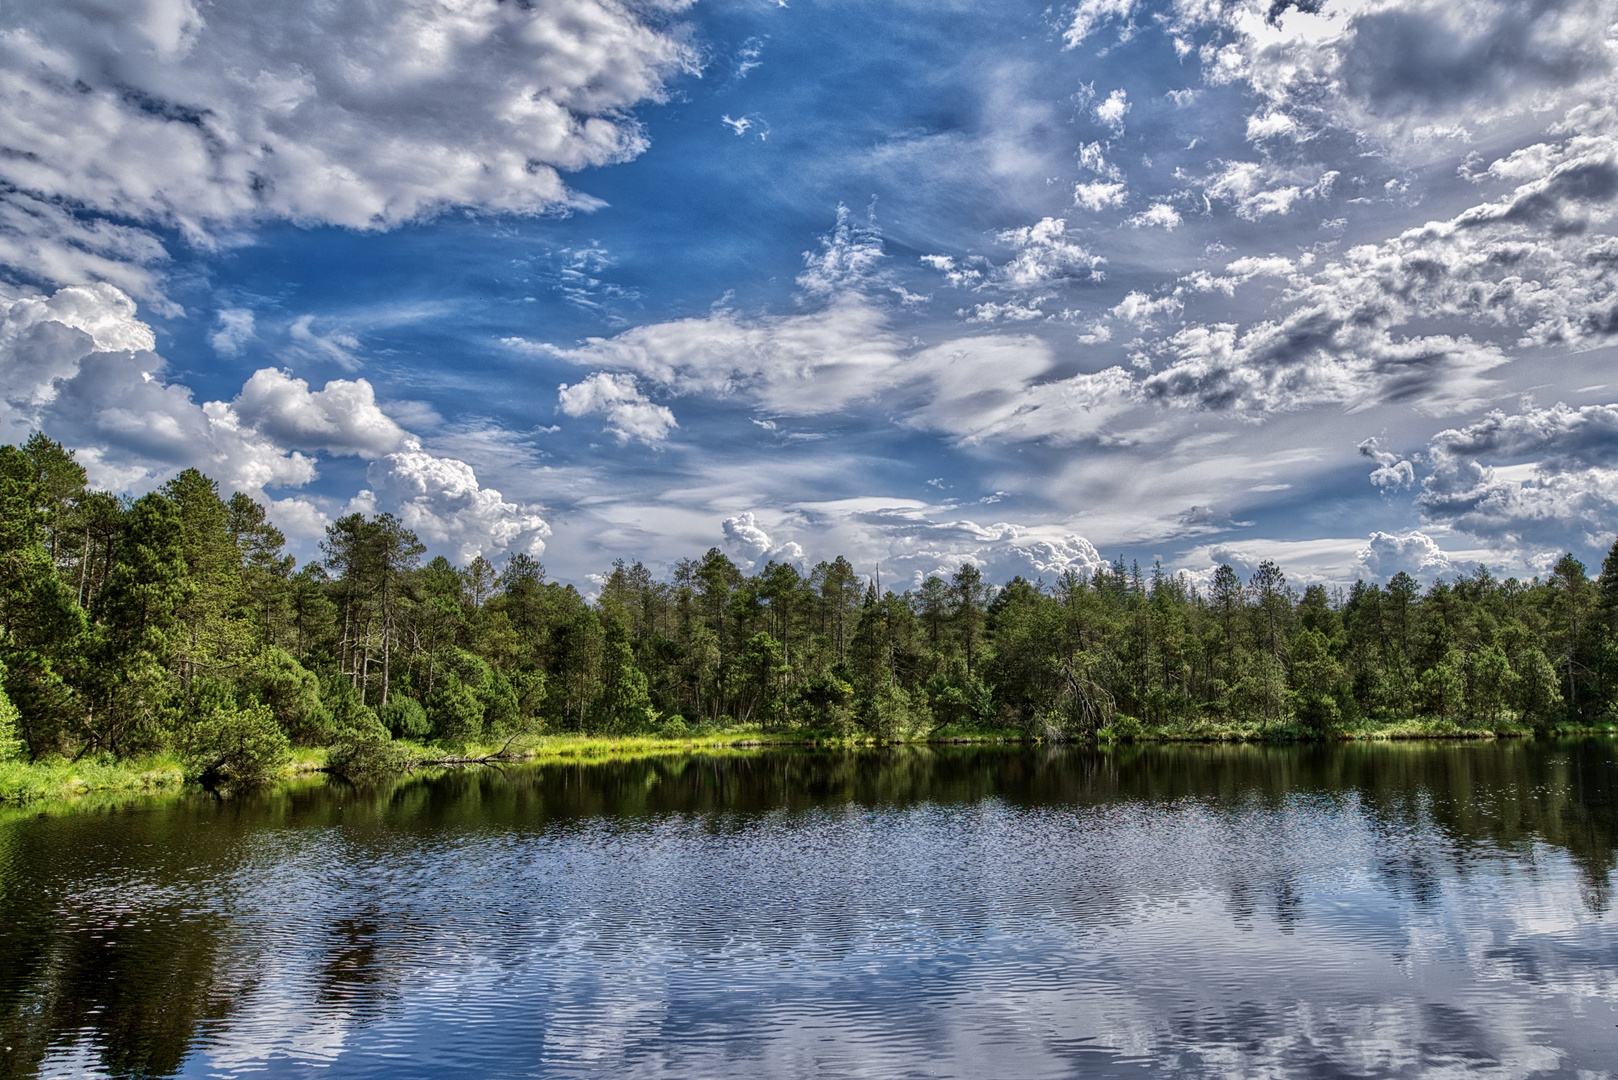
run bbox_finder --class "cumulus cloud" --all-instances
[0,283,549,560]
[1417,401,1618,546]
[1128,203,1183,230]
[990,218,1106,290]
[1074,180,1129,212]
[1358,437,1414,490]
[1357,530,1454,580]
[557,371,678,444]
[722,511,805,568]
[1203,162,1333,221]
[962,300,1048,323]
[1122,110,1618,420]
[0,0,696,297]
[231,368,413,458]
[370,448,550,563]
[1094,89,1131,131]
[1170,0,1616,141]
[790,495,1108,586]
[1111,291,1183,327]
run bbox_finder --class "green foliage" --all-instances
[426,673,484,745]
[178,702,290,789]
[1288,628,1345,735]
[864,681,930,740]
[0,675,22,761]
[378,694,431,739]
[324,687,404,778]
[9,434,1618,782]
[243,646,329,743]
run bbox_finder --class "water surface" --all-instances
[2,740,1616,1078]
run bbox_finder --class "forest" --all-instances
[2,434,1616,786]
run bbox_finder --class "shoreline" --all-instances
[4,723,1615,815]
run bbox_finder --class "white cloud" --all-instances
[962,300,1047,323]
[1111,291,1183,327]
[1417,402,1618,546]
[992,218,1106,290]
[1128,203,1182,230]
[231,368,412,458]
[797,203,885,296]
[0,0,696,297]
[722,510,805,568]
[211,308,256,356]
[1357,530,1454,580]
[1074,181,1129,212]
[1094,89,1131,131]
[529,293,907,416]
[902,336,1138,445]
[787,495,1108,586]
[1064,0,1139,48]
[1077,141,1123,180]
[1170,0,1616,146]
[557,371,678,444]
[368,448,550,563]
[1204,161,1328,220]
[286,315,363,371]
[1,283,548,561]
[1357,437,1414,490]
[1245,111,1303,142]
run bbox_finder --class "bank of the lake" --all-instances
[6,718,1617,813]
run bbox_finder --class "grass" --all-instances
[1099,715,1618,744]
[0,753,186,807]
[5,718,1613,817]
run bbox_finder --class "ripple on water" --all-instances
[2,742,1616,1079]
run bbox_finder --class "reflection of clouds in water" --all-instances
[197,947,356,1071]
[15,754,1618,1080]
[160,800,1618,1076]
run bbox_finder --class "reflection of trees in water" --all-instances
[314,914,396,1021]
[0,796,410,1079]
[340,741,1615,909]
[0,741,1612,1076]
[0,809,244,1078]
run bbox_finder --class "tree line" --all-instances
[2,436,1616,782]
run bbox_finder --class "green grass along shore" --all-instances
[4,721,1615,813]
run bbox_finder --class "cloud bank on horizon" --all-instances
[3,0,1618,589]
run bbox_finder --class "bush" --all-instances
[325,690,405,779]
[179,702,290,789]
[378,695,431,739]
[0,680,22,761]
[245,647,330,744]
[426,674,484,745]
[1101,714,1143,742]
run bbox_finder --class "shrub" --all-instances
[244,647,330,744]
[0,680,22,761]
[325,690,404,779]
[378,695,431,739]
[179,702,290,789]
[426,674,484,745]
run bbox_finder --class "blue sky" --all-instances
[4,0,1618,588]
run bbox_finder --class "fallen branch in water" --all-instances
[411,733,527,769]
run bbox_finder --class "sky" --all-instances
[3,0,1618,591]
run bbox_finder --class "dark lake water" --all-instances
[2,740,1617,1079]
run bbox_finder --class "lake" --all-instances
[2,740,1615,1079]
